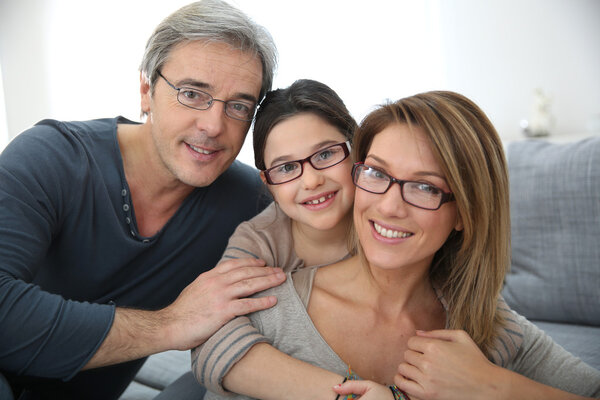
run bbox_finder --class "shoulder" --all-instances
[216,160,263,190]
[249,273,298,320]
[1,118,119,186]
[4,117,120,161]
[241,202,287,231]
[208,160,271,213]
[220,203,301,271]
[488,297,525,367]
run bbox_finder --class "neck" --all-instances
[352,255,437,316]
[291,212,352,266]
[117,121,194,236]
[119,121,194,197]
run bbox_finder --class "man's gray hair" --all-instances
[140,0,277,100]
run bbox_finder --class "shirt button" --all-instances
[123,204,130,212]
[125,217,131,224]
[121,189,127,196]
[142,239,150,244]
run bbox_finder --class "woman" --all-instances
[192,78,357,390]
[202,91,600,399]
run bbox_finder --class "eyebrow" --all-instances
[268,139,343,167]
[365,154,447,181]
[175,78,258,104]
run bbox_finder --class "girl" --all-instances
[192,78,357,390]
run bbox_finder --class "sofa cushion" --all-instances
[502,137,600,326]
[120,350,190,399]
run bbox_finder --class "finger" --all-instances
[227,269,287,298]
[332,380,369,396]
[219,264,285,286]
[394,373,424,400]
[214,257,267,273]
[406,335,435,353]
[415,329,465,342]
[403,349,426,369]
[397,359,424,382]
[228,295,278,316]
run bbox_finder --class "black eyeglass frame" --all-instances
[263,141,352,185]
[157,71,257,122]
[351,162,455,210]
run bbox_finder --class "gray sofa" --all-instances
[121,136,600,399]
[502,136,600,371]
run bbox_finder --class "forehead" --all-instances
[161,40,263,99]
[264,113,347,166]
[368,123,442,173]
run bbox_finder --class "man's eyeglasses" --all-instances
[263,141,351,185]
[352,162,454,210]
[157,71,256,121]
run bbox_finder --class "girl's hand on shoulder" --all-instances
[333,379,396,400]
[394,329,505,400]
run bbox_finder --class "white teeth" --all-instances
[374,222,411,239]
[189,144,213,155]
[305,193,334,205]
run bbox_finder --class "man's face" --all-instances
[141,40,263,188]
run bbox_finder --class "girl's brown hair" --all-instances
[353,91,510,355]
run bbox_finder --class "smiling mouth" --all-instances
[303,192,335,205]
[188,143,216,155]
[373,222,413,239]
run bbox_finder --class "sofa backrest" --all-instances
[502,136,600,326]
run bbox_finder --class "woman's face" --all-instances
[353,123,463,273]
[262,113,354,233]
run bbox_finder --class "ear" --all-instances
[259,170,268,185]
[454,212,464,232]
[140,71,151,114]
[259,171,277,201]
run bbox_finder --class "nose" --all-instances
[300,162,325,190]
[376,183,409,217]
[195,101,227,137]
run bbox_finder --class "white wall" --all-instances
[1,0,599,164]
[438,0,600,140]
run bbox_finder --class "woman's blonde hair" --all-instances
[352,91,510,355]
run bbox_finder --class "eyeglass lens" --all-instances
[266,142,349,184]
[353,164,446,210]
[176,89,254,121]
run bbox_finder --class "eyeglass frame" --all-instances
[351,162,455,210]
[262,141,352,185]
[157,71,257,121]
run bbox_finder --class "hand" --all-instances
[394,330,501,400]
[333,380,395,399]
[159,258,286,351]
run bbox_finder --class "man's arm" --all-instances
[83,258,285,369]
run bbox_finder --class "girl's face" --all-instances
[353,123,463,273]
[262,113,354,233]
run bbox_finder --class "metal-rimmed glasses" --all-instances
[263,141,351,185]
[157,71,257,121]
[352,162,455,210]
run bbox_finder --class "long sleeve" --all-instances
[0,124,115,380]
[192,204,302,393]
[506,312,600,397]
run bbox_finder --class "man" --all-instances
[0,1,284,398]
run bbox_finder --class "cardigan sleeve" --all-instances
[506,312,600,397]
[191,206,288,394]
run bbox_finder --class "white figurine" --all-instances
[526,88,554,137]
